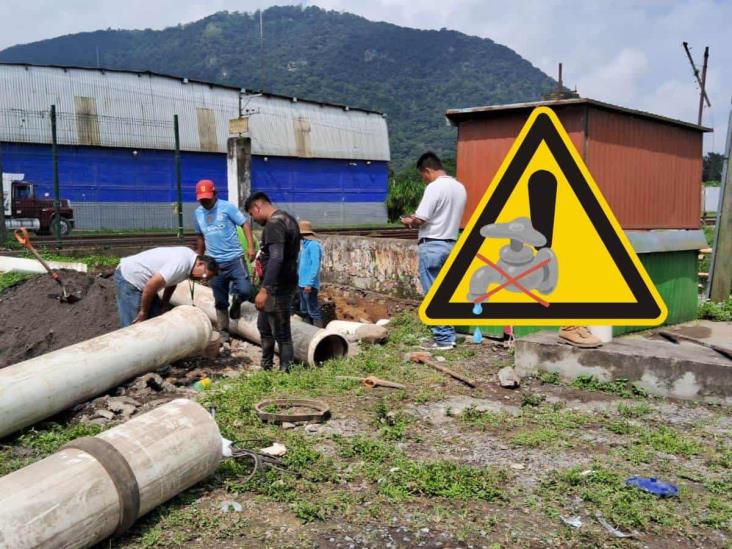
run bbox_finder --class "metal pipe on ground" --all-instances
[0,399,222,548]
[0,305,212,439]
[168,284,349,366]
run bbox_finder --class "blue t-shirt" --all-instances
[193,199,248,263]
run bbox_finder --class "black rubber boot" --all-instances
[260,336,275,370]
[278,341,294,373]
[229,295,242,320]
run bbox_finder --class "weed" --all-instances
[542,466,677,530]
[539,371,561,385]
[511,428,560,448]
[521,393,546,407]
[0,272,32,293]
[637,426,701,457]
[698,297,732,322]
[617,402,652,418]
[571,375,647,398]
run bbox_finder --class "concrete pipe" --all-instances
[0,254,88,274]
[0,305,212,439]
[0,399,222,548]
[168,284,348,366]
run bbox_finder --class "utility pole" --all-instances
[0,142,7,245]
[173,115,183,239]
[682,42,711,125]
[708,98,732,302]
[50,105,62,250]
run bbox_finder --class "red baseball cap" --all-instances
[196,179,216,200]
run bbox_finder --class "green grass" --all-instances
[0,422,106,476]
[698,296,732,322]
[541,466,677,530]
[571,374,648,398]
[0,271,33,293]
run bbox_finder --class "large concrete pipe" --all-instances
[0,399,222,548]
[168,283,349,365]
[0,305,211,439]
[0,254,88,274]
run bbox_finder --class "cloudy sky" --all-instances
[0,0,728,152]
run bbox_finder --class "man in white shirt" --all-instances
[400,152,467,350]
[114,246,218,327]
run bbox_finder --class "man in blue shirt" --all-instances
[297,220,323,328]
[194,179,256,339]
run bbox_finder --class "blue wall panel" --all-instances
[0,142,228,202]
[1,143,387,206]
[251,156,388,203]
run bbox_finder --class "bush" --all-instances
[698,297,732,322]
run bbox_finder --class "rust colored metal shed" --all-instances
[446,98,711,230]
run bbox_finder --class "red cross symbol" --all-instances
[472,253,551,307]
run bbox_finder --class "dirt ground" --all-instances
[1,275,730,548]
[320,284,419,323]
[0,271,118,367]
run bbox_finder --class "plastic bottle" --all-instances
[192,377,212,392]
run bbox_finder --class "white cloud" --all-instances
[0,0,728,151]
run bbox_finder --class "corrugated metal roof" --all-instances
[445,97,712,132]
[0,63,390,161]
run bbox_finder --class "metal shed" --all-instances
[0,63,390,229]
[445,98,710,333]
[446,98,710,230]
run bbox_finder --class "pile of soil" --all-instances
[0,271,119,367]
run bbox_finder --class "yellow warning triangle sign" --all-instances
[419,106,667,326]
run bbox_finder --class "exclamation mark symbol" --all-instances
[528,170,558,248]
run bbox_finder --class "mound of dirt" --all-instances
[0,271,119,367]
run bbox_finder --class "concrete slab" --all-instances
[515,327,732,405]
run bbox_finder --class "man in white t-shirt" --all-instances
[400,152,467,350]
[114,247,218,327]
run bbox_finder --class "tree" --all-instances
[703,152,724,183]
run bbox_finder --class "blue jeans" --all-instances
[418,240,455,345]
[299,287,322,324]
[210,257,254,311]
[114,269,161,328]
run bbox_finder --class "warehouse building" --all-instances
[0,63,390,230]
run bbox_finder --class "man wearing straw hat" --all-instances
[297,220,324,328]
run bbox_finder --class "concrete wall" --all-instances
[319,235,421,299]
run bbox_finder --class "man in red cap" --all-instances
[194,179,256,339]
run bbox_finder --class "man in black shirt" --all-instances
[244,192,301,372]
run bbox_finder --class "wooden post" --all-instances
[709,100,732,301]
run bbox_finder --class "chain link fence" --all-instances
[0,107,220,237]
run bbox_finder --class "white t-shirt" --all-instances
[119,247,197,291]
[414,175,467,240]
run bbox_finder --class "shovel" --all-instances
[13,228,79,303]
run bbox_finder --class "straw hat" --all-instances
[298,220,316,239]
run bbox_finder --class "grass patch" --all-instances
[0,422,106,476]
[511,428,561,448]
[338,436,506,502]
[698,297,732,322]
[571,374,648,398]
[538,371,561,385]
[637,425,702,457]
[617,402,653,418]
[0,271,33,293]
[541,466,678,530]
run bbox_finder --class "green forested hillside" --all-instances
[0,6,555,167]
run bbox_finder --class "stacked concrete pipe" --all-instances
[0,305,212,439]
[168,283,349,366]
[0,399,222,548]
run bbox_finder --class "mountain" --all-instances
[0,6,556,168]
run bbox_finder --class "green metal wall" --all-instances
[463,250,699,338]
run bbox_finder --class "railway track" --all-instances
[28,226,419,252]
